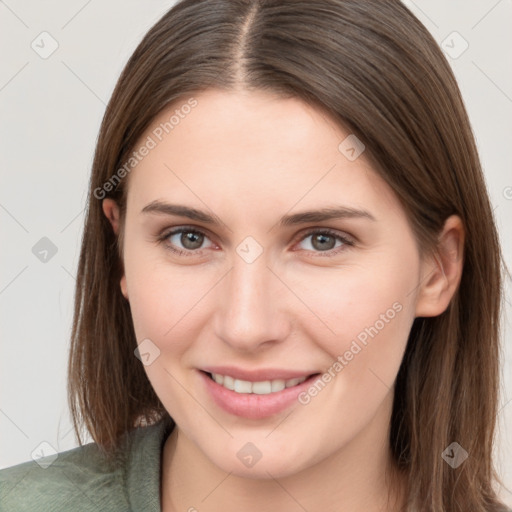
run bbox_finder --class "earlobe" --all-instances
[102,198,121,235]
[120,275,128,300]
[415,215,465,318]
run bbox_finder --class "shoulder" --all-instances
[0,418,174,512]
[0,440,125,512]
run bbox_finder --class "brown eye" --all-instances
[180,231,204,250]
[163,227,214,254]
[296,229,354,255]
[311,233,336,251]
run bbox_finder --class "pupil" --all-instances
[181,231,203,249]
[312,234,335,251]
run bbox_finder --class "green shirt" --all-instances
[0,418,174,511]
[2,419,512,511]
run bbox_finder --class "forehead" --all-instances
[125,89,402,222]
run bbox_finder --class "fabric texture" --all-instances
[0,418,174,512]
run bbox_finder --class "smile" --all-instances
[209,372,308,395]
[200,369,321,419]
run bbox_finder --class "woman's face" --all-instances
[113,89,430,478]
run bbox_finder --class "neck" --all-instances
[161,392,407,512]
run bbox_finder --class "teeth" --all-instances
[271,379,286,392]
[210,373,307,395]
[234,379,252,393]
[252,381,272,394]
[223,375,234,390]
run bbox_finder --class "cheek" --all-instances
[286,253,418,384]
[122,241,210,347]
[286,265,416,453]
[122,249,215,414]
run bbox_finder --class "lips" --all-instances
[199,367,320,419]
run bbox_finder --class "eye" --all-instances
[157,226,354,257]
[160,227,216,255]
[295,229,354,255]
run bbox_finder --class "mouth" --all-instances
[199,369,321,419]
[204,371,315,395]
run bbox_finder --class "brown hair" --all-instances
[68,0,508,509]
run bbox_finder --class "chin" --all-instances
[205,438,315,480]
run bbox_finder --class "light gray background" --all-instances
[1,0,511,505]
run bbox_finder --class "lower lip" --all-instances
[200,371,319,419]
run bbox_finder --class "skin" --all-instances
[103,89,464,512]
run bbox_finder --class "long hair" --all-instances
[68,1,507,510]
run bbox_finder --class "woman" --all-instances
[1,0,510,510]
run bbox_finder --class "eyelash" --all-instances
[157,225,355,258]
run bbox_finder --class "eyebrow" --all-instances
[279,207,376,226]
[141,200,376,226]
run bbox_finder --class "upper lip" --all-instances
[201,366,318,382]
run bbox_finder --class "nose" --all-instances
[213,253,291,352]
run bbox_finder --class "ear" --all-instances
[102,199,128,299]
[102,198,120,234]
[415,215,465,318]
